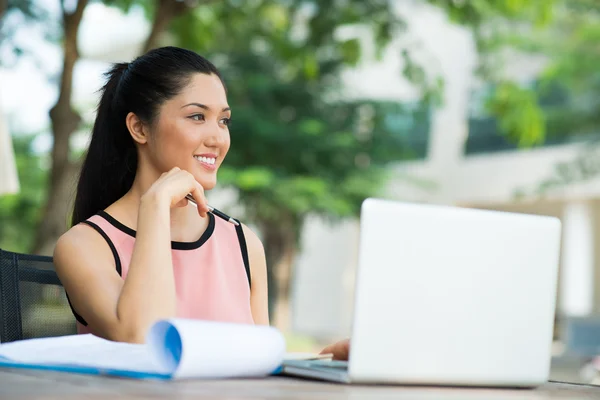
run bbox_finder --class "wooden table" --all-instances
[0,368,599,400]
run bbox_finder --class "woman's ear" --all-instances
[126,112,148,145]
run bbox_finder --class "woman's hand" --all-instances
[320,338,350,361]
[142,167,209,217]
[55,166,210,344]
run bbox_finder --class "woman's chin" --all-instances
[197,177,217,190]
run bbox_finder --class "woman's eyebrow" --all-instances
[181,102,231,112]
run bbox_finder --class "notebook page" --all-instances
[148,319,285,379]
[0,334,166,374]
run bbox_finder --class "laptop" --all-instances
[282,198,562,387]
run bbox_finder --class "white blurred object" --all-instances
[560,201,594,317]
[0,102,19,196]
[580,356,600,384]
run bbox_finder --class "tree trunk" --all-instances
[261,220,297,329]
[143,0,190,53]
[0,0,7,21]
[142,0,223,53]
[31,0,88,255]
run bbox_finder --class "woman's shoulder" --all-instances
[216,215,264,253]
[238,222,264,253]
[236,222,266,283]
[56,220,99,246]
[53,220,115,270]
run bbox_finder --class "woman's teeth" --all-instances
[194,156,216,165]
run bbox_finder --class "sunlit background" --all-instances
[3,0,600,384]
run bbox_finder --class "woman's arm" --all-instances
[242,224,269,325]
[115,195,178,339]
[54,168,208,343]
[55,196,176,343]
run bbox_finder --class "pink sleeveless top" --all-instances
[71,210,254,334]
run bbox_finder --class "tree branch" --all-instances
[0,0,7,21]
[143,0,190,53]
[33,0,90,254]
[57,0,87,106]
[142,0,221,54]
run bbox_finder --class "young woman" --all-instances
[53,46,349,359]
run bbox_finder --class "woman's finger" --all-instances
[190,181,208,217]
[319,339,350,361]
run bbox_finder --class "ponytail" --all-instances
[71,63,136,226]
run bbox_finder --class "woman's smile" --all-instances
[194,153,218,171]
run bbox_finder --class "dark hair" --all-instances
[72,46,223,227]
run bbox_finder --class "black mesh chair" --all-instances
[0,248,76,343]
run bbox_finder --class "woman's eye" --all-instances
[220,117,231,126]
[190,114,205,122]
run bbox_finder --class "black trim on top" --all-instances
[234,220,251,288]
[65,292,88,327]
[82,220,122,276]
[97,210,215,250]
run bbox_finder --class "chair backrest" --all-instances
[0,249,76,343]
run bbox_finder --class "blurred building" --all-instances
[291,1,600,341]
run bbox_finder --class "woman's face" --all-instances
[146,73,231,191]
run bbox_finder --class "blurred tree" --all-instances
[437,0,557,148]
[0,0,566,322]
[218,54,428,320]
[473,0,600,196]
[0,134,46,253]
[30,0,89,256]
[0,1,56,62]
[513,1,600,140]
[167,0,556,320]
[169,0,406,320]
[466,0,600,150]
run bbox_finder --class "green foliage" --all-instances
[428,0,561,149]
[426,0,555,27]
[401,49,445,106]
[485,82,545,147]
[475,0,600,148]
[101,0,154,19]
[0,1,57,64]
[169,0,432,229]
[0,135,47,253]
[172,0,403,76]
[213,53,422,225]
[3,0,574,255]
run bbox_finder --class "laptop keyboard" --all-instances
[305,360,349,370]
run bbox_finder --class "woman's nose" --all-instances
[205,123,226,146]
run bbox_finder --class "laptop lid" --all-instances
[347,198,561,386]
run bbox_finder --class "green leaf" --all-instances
[485,82,546,147]
[303,55,319,79]
[339,38,361,66]
[298,119,325,136]
[235,168,275,190]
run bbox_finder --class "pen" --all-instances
[185,194,240,226]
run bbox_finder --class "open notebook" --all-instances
[0,319,327,380]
